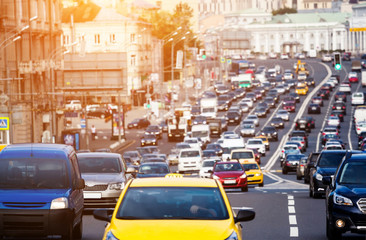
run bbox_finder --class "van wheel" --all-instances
[62,223,74,240]
[73,219,83,240]
[241,186,248,192]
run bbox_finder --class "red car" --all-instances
[212,161,248,192]
[348,72,359,83]
[283,102,296,112]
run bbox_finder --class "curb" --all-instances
[110,139,135,153]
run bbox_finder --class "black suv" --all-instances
[309,150,362,198]
[260,126,278,141]
[324,153,366,239]
[295,117,312,133]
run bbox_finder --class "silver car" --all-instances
[240,123,256,137]
[246,115,259,126]
[77,152,128,209]
[276,110,290,121]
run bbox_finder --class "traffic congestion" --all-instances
[2,55,366,240]
[84,55,366,239]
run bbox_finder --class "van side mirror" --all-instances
[75,178,85,190]
[322,176,332,186]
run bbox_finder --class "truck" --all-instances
[295,60,309,76]
[191,124,210,147]
[308,49,317,58]
[200,97,217,118]
[167,109,190,142]
[362,71,366,88]
[231,73,253,88]
[352,60,362,72]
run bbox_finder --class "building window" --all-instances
[42,0,46,20]
[94,34,100,45]
[110,34,116,43]
[314,3,317,9]
[63,35,69,45]
[321,44,325,50]
[130,33,136,43]
[270,34,274,39]
[130,55,136,66]
[32,0,38,19]
[290,34,293,39]
[310,44,314,49]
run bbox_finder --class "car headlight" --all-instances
[255,173,262,176]
[105,231,119,240]
[315,173,323,181]
[225,231,239,240]
[239,173,247,179]
[212,174,220,180]
[333,193,353,206]
[109,182,124,190]
[235,117,239,120]
[50,197,68,209]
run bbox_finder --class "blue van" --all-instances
[0,144,85,239]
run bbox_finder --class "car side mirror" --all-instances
[126,167,137,174]
[93,209,114,222]
[235,210,255,223]
[208,170,213,173]
[75,178,85,190]
[308,162,315,168]
[322,176,332,186]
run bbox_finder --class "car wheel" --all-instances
[259,182,264,187]
[309,184,314,198]
[62,222,74,240]
[326,218,342,240]
[296,174,302,180]
[282,168,287,174]
[241,186,248,192]
[304,177,309,184]
[73,219,83,240]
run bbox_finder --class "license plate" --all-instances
[300,124,305,128]
[224,180,236,184]
[84,192,102,199]
[175,135,180,137]
[336,107,341,109]
[312,107,317,110]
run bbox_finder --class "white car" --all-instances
[289,136,306,150]
[356,121,366,135]
[297,73,307,81]
[267,68,277,77]
[184,137,202,149]
[276,110,290,121]
[328,77,338,86]
[65,100,82,110]
[280,53,289,60]
[240,123,256,137]
[322,54,332,62]
[322,127,339,136]
[281,144,300,159]
[339,83,352,94]
[327,116,341,128]
[199,159,218,178]
[245,138,266,156]
[246,115,259,126]
[241,98,254,108]
[275,85,286,94]
[324,144,343,150]
[352,92,365,105]
[283,72,293,80]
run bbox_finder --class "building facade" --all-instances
[0,0,62,144]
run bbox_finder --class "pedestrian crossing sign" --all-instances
[0,117,9,130]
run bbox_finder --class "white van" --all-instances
[191,124,210,145]
[352,92,365,106]
[178,148,202,173]
[354,106,366,123]
[362,71,366,88]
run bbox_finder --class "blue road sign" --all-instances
[0,117,9,130]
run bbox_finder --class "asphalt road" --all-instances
[80,58,366,240]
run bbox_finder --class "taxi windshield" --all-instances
[116,187,229,220]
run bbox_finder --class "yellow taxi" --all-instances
[93,177,255,240]
[241,162,264,187]
[295,83,309,95]
[254,135,270,151]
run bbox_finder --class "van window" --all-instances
[0,159,69,189]
[180,151,200,158]
[232,151,253,159]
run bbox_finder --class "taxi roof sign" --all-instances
[0,117,9,130]
[165,173,183,178]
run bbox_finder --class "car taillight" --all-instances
[296,123,298,126]
[322,133,325,135]
[342,106,345,109]
[286,162,291,166]
[301,141,305,144]
[332,106,335,109]
[282,150,284,152]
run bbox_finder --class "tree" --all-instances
[272,7,297,16]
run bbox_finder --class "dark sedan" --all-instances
[308,103,321,114]
[317,89,330,100]
[282,153,305,174]
[260,126,278,141]
[140,134,158,146]
[136,162,170,178]
[128,118,151,129]
[270,117,285,129]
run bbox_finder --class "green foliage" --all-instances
[272,7,297,16]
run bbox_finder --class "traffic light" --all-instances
[202,50,206,60]
[334,53,341,70]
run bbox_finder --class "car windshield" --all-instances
[242,163,259,170]
[0,159,68,189]
[248,140,262,145]
[78,156,121,173]
[318,152,345,167]
[192,131,209,138]
[180,151,200,158]
[286,154,304,161]
[232,151,253,159]
[202,161,216,167]
[138,164,169,174]
[339,162,366,184]
[214,163,243,172]
[116,187,229,220]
